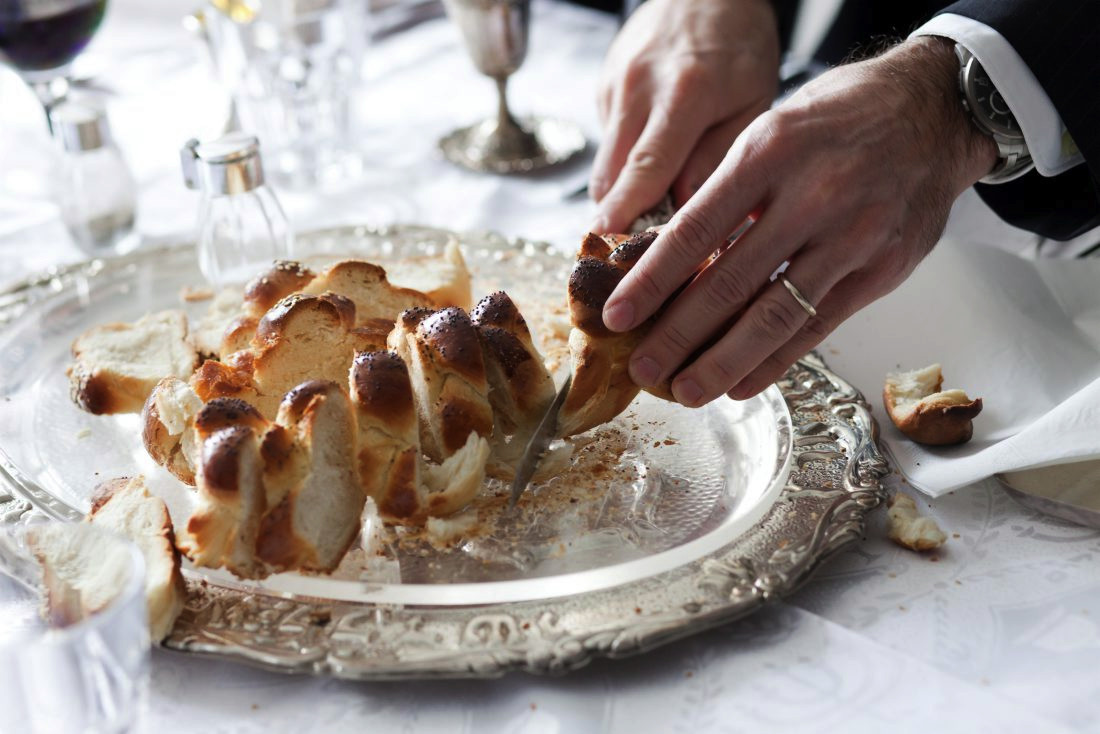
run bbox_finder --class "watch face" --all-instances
[967,59,1024,139]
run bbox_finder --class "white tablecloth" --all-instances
[2,2,1098,732]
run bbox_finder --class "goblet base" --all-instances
[439,115,586,174]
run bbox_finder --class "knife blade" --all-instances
[508,374,572,509]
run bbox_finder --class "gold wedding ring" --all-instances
[779,275,817,318]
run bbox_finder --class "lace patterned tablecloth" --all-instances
[1,1,1098,732]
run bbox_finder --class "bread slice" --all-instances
[349,351,425,524]
[87,476,187,641]
[142,377,204,485]
[883,364,982,446]
[298,260,434,328]
[179,398,270,578]
[389,307,494,462]
[558,231,670,437]
[255,380,365,573]
[471,291,556,437]
[25,522,139,628]
[191,287,244,359]
[68,310,200,415]
[384,238,473,310]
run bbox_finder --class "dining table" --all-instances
[1,1,1098,732]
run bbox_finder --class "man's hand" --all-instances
[590,0,779,233]
[602,37,998,407]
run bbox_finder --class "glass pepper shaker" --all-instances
[180,132,293,287]
[50,101,138,255]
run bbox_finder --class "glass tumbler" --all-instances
[0,522,150,734]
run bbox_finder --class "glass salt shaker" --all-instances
[50,102,138,255]
[180,132,293,287]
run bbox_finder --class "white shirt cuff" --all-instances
[910,13,1083,178]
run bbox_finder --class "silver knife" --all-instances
[508,374,572,509]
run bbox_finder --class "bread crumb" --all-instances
[887,493,947,551]
[180,285,215,302]
[76,428,92,439]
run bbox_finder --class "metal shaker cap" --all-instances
[180,132,266,195]
[50,102,113,153]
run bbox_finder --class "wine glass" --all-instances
[439,0,585,174]
[0,0,109,130]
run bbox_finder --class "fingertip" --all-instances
[603,299,634,332]
[629,354,660,387]
[671,377,704,408]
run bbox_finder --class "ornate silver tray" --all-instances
[0,224,888,679]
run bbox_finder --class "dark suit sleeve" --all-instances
[938,0,1100,241]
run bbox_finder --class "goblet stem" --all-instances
[495,76,519,135]
[29,76,70,133]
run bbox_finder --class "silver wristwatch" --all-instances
[955,44,1035,184]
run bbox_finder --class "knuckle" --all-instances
[753,297,802,336]
[701,264,755,311]
[657,322,694,354]
[706,352,741,385]
[622,60,648,89]
[801,315,832,343]
[671,208,721,253]
[669,62,708,103]
[627,146,672,178]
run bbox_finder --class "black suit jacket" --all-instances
[583,0,1100,241]
[806,0,1100,241]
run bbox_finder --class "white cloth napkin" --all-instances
[822,206,1100,496]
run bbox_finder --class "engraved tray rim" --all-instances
[0,223,890,680]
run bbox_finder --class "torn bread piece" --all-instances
[421,430,492,517]
[68,310,200,415]
[350,350,425,524]
[383,238,473,310]
[142,377,204,485]
[425,510,479,548]
[887,492,947,551]
[559,231,672,437]
[389,307,494,462]
[255,380,365,573]
[87,476,187,641]
[884,364,982,446]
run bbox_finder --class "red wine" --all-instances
[0,0,107,73]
